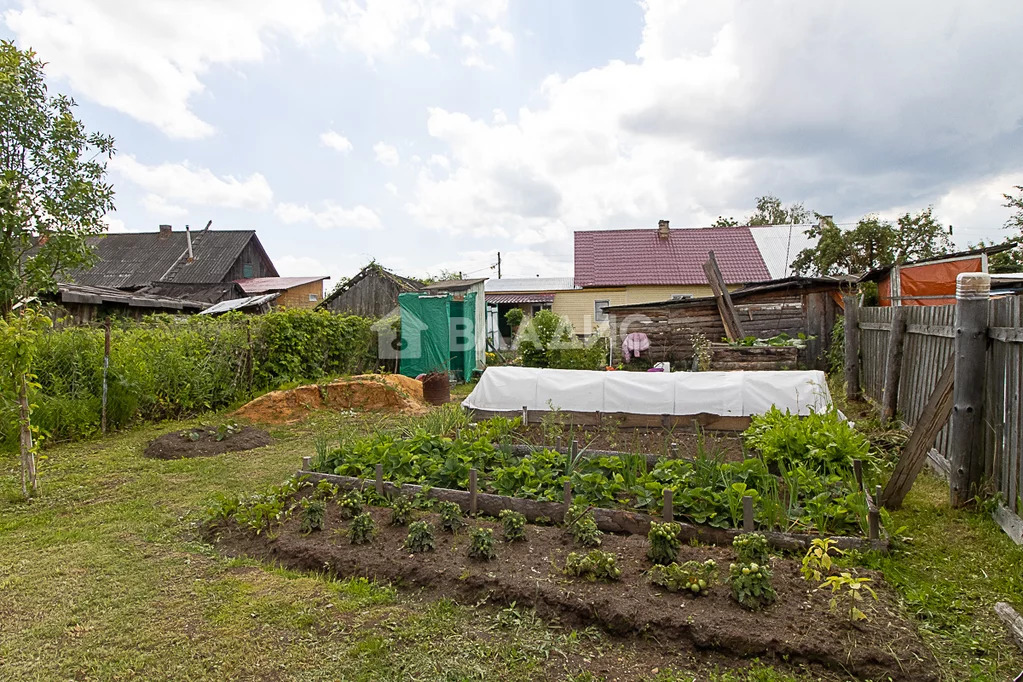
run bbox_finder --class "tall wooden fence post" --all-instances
[844,295,861,401]
[881,306,907,423]
[950,273,990,508]
[101,318,111,435]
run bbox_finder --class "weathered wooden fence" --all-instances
[858,295,1023,542]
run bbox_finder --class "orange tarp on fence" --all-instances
[878,257,983,306]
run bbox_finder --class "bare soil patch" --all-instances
[512,424,746,461]
[144,426,272,460]
[208,498,937,682]
[232,374,426,425]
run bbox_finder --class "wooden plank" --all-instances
[993,504,1023,546]
[906,323,955,338]
[994,601,1023,653]
[881,355,955,509]
[988,327,1023,343]
[844,296,861,401]
[950,276,991,507]
[702,252,745,341]
[881,306,908,423]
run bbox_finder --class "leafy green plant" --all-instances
[314,479,338,500]
[336,489,363,519]
[820,572,877,621]
[648,559,718,595]
[728,561,776,610]
[437,501,465,532]
[504,307,524,330]
[468,527,496,560]
[801,537,842,582]
[215,421,241,442]
[564,550,621,582]
[500,509,526,542]
[300,497,326,534]
[566,505,601,547]
[647,521,682,565]
[690,332,711,371]
[733,533,770,565]
[348,512,374,545]
[403,521,435,553]
[390,496,415,526]
[518,310,606,370]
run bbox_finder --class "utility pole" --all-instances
[497,252,502,279]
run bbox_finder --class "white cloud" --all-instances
[275,201,382,230]
[320,129,353,153]
[487,26,513,52]
[102,214,128,233]
[407,0,1023,254]
[276,254,330,277]
[141,194,189,217]
[110,155,274,211]
[373,142,400,166]
[385,182,399,195]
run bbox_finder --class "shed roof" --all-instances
[55,283,208,311]
[235,276,328,294]
[604,275,846,312]
[485,293,556,304]
[66,229,277,289]
[574,226,771,287]
[423,278,487,292]
[485,277,576,292]
[318,263,423,308]
[858,242,1018,283]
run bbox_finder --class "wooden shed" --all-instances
[606,276,848,370]
[318,263,423,318]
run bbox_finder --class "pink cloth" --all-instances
[622,332,650,362]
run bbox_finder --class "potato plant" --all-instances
[348,512,374,545]
[403,521,435,553]
[648,559,718,595]
[733,532,770,565]
[647,521,682,565]
[566,505,601,547]
[564,550,621,582]
[437,501,465,533]
[468,527,497,560]
[390,496,415,526]
[728,561,776,610]
[499,509,526,541]
[336,490,363,520]
[300,498,326,534]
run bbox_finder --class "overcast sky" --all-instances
[3,0,1021,284]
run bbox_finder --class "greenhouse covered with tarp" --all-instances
[398,291,478,380]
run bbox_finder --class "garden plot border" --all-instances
[468,409,752,432]
[296,465,890,553]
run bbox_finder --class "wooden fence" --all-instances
[859,297,1023,539]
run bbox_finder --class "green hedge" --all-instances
[2,309,376,446]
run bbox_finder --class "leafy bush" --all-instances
[390,496,415,526]
[336,490,363,520]
[647,521,682,565]
[564,550,621,582]
[468,527,496,560]
[517,310,606,370]
[648,559,718,595]
[566,505,601,547]
[729,561,776,610]
[403,521,436,553]
[348,512,375,545]
[300,498,326,534]
[504,307,524,329]
[732,533,770,565]
[500,509,526,542]
[437,501,465,532]
[743,407,870,477]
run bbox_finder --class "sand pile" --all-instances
[233,374,426,424]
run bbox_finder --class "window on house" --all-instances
[531,303,551,314]
[242,263,254,278]
[308,293,318,302]
[594,299,610,322]
[670,294,693,301]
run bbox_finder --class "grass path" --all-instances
[1,411,1021,681]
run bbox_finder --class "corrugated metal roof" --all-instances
[748,224,818,279]
[485,293,556,304]
[235,276,328,294]
[574,226,770,287]
[423,278,487,291]
[485,277,576,292]
[199,293,280,315]
[66,230,268,289]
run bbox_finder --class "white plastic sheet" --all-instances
[462,367,832,417]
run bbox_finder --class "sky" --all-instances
[2,0,1022,287]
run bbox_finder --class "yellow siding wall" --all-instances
[275,281,325,310]
[553,284,722,333]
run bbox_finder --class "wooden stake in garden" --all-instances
[101,318,111,434]
[950,273,990,508]
[881,305,907,424]
[843,295,861,401]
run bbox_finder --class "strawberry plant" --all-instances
[390,496,415,526]
[564,550,621,582]
[300,497,326,534]
[728,561,776,610]
[647,521,682,565]
[336,489,363,519]
[801,537,842,582]
[733,532,770,565]
[348,512,374,545]
[565,505,601,547]
[437,501,465,532]
[648,559,718,595]
[820,572,877,621]
[403,521,435,553]
[499,509,526,541]
[468,527,496,560]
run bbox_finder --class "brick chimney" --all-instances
[159,224,172,238]
[657,219,670,239]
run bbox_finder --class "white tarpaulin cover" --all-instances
[462,367,832,417]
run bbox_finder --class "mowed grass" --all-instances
[0,407,1020,681]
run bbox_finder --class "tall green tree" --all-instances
[745,195,812,226]
[0,41,115,316]
[791,207,953,276]
[982,186,1023,273]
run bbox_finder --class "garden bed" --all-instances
[206,498,935,682]
[506,424,745,462]
[144,425,272,459]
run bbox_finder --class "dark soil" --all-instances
[144,426,272,460]
[512,424,746,462]
[208,496,938,682]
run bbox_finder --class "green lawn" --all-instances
[1,410,1021,681]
